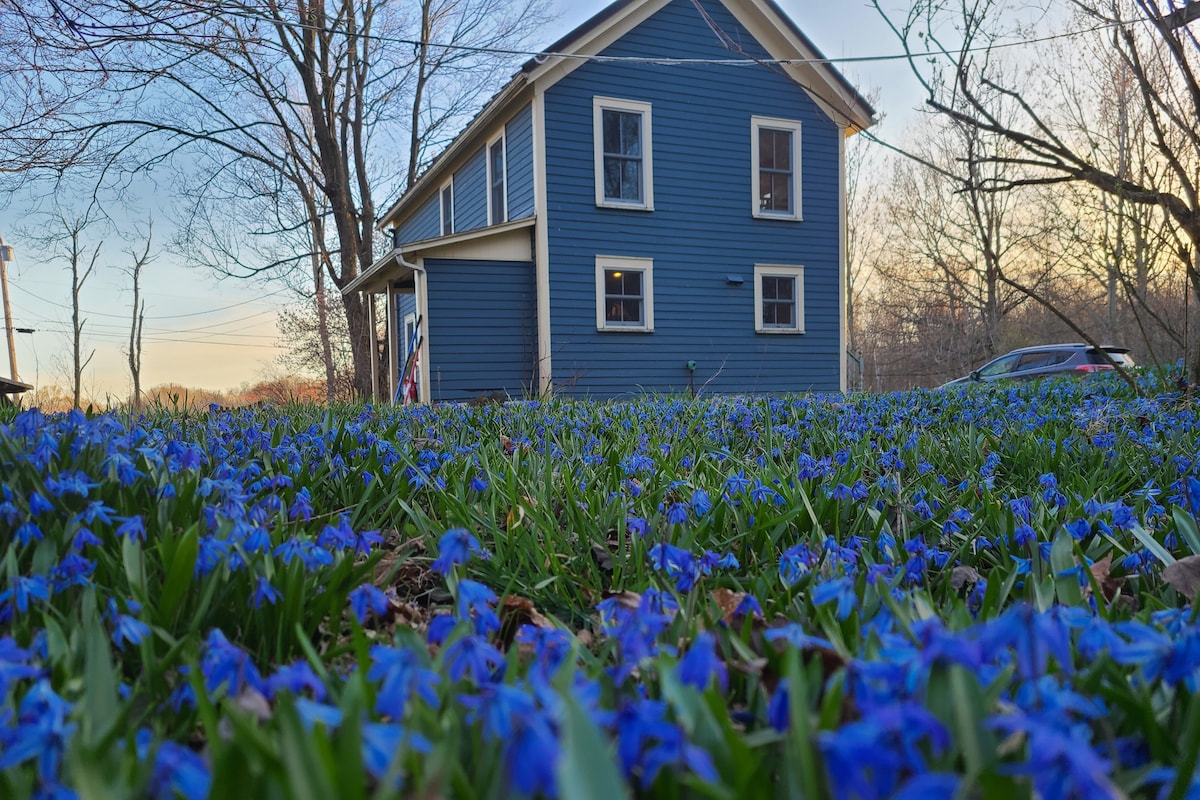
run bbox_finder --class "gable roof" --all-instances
[378,0,876,231]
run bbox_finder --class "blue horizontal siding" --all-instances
[395,195,440,245]
[425,259,537,401]
[544,0,843,398]
[506,103,535,220]
[453,149,488,234]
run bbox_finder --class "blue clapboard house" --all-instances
[345,0,875,402]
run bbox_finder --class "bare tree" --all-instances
[874,0,1200,380]
[2,0,550,397]
[125,223,152,410]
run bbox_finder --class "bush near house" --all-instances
[1,372,1199,798]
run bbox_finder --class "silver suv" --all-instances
[941,344,1135,387]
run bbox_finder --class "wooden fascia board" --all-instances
[723,0,876,132]
[523,0,673,86]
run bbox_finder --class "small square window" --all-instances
[754,264,804,333]
[751,116,802,220]
[596,256,654,332]
[594,97,654,210]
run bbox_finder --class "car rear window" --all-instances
[1086,350,1134,367]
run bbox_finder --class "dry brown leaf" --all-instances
[1089,554,1126,602]
[501,595,554,630]
[600,590,642,612]
[1163,555,1200,601]
[711,588,761,624]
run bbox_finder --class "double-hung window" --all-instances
[593,97,654,210]
[754,264,804,333]
[751,116,802,220]
[596,256,654,332]
[440,180,455,236]
[487,135,507,225]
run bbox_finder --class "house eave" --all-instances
[345,216,537,295]
[376,78,532,233]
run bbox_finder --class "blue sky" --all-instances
[0,0,925,401]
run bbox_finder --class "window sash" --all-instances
[440,184,454,235]
[758,128,793,213]
[761,275,796,328]
[602,110,644,203]
[488,140,506,224]
[603,269,644,325]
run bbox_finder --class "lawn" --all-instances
[1,372,1199,799]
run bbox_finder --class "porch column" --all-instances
[386,282,399,403]
[368,294,379,402]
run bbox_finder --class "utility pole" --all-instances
[0,236,18,382]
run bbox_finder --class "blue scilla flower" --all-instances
[819,702,950,799]
[0,680,76,785]
[469,474,489,492]
[811,576,858,620]
[690,488,712,517]
[115,515,146,542]
[676,631,727,692]
[647,543,702,592]
[443,634,506,684]
[779,542,815,587]
[458,683,538,741]
[765,624,834,653]
[456,579,500,637]
[149,742,211,800]
[988,712,1118,800]
[44,470,97,499]
[200,629,262,698]
[0,643,40,710]
[505,711,560,797]
[288,488,314,522]
[979,604,1074,682]
[431,528,487,576]
[664,502,688,526]
[362,722,431,785]
[348,584,389,623]
[368,646,441,718]
[614,698,717,788]
[249,576,281,609]
[515,626,573,678]
[15,521,42,546]
[267,661,326,701]
[0,574,51,615]
[292,698,343,731]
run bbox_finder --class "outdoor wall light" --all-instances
[726,275,745,286]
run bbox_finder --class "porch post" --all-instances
[368,293,379,401]
[386,282,399,403]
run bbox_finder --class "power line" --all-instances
[9,280,290,324]
[201,4,1128,69]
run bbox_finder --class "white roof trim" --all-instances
[346,216,536,295]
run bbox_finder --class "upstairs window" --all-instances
[595,256,654,332]
[440,180,454,236]
[754,264,804,333]
[593,97,654,210]
[751,116,802,220]
[488,135,507,225]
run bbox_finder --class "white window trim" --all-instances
[754,264,805,333]
[593,96,654,211]
[751,116,803,221]
[486,132,507,226]
[439,179,455,236]
[595,255,654,332]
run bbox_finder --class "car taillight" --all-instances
[1075,364,1112,372]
